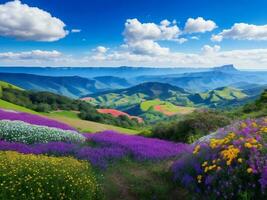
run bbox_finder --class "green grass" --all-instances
[0,81,23,97]
[43,111,139,134]
[140,100,162,111]
[0,99,39,114]
[97,159,189,200]
[45,110,79,119]
[200,87,247,103]
[140,100,195,116]
[0,100,139,134]
[0,81,23,91]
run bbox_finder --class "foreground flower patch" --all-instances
[172,118,267,199]
[0,120,85,144]
[0,151,101,200]
[0,131,191,168]
[0,109,75,130]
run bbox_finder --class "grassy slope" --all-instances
[0,99,39,114]
[0,81,23,91]
[140,100,162,111]
[0,101,139,134]
[98,159,189,200]
[140,100,195,115]
[200,87,247,103]
[42,111,139,134]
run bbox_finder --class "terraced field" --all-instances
[140,100,195,116]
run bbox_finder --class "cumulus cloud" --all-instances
[94,46,108,54]
[71,29,81,33]
[127,40,169,56]
[122,18,184,56]
[191,36,199,40]
[0,50,62,60]
[0,0,68,41]
[2,47,267,69]
[212,23,267,42]
[123,18,181,42]
[184,17,217,33]
[201,45,221,54]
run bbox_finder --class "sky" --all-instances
[1,0,267,68]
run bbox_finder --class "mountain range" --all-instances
[0,65,266,109]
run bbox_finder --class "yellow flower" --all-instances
[237,158,243,163]
[202,161,208,167]
[197,175,202,183]
[244,142,253,148]
[220,145,240,166]
[252,122,258,128]
[193,145,201,155]
[247,168,253,173]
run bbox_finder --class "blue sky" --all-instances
[1,0,267,68]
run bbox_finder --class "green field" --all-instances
[42,111,140,134]
[140,100,195,116]
[0,101,139,134]
[140,99,162,111]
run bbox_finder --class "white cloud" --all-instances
[174,38,188,44]
[201,45,221,54]
[127,40,169,56]
[122,18,184,56]
[191,36,199,40]
[184,17,217,33]
[94,46,108,54]
[82,47,267,69]
[71,29,81,33]
[212,23,267,42]
[123,18,180,42]
[211,34,223,42]
[2,48,267,69]
[0,50,62,60]
[0,0,68,41]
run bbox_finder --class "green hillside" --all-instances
[43,111,139,134]
[0,81,23,97]
[0,99,39,114]
[0,100,139,134]
[190,87,248,107]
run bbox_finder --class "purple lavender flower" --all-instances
[0,109,75,131]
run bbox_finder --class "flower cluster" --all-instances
[0,120,85,144]
[0,131,191,168]
[172,118,267,199]
[85,131,192,161]
[0,109,75,131]
[0,151,101,200]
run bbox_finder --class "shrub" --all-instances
[0,151,101,200]
[0,120,85,144]
[172,118,267,199]
[151,110,231,143]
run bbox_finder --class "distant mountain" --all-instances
[189,87,249,107]
[93,82,189,98]
[0,73,100,98]
[86,82,264,110]
[135,65,267,92]
[0,66,216,78]
[0,73,134,98]
[93,76,131,89]
[86,82,193,112]
[212,64,238,72]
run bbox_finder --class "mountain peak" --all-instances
[212,64,238,72]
